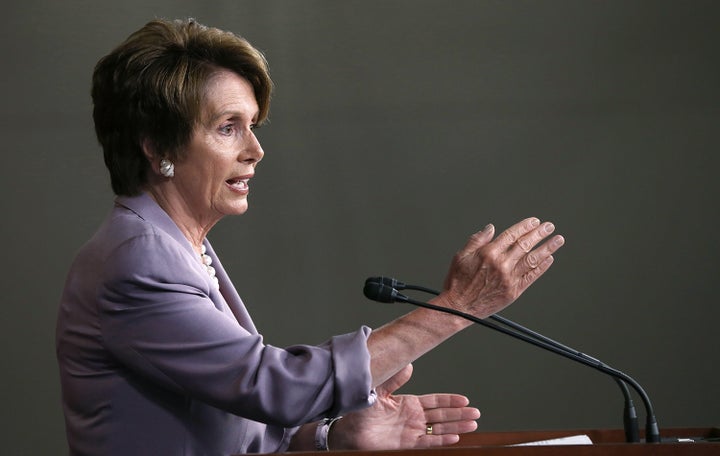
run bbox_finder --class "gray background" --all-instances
[2,0,719,453]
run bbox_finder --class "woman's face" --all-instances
[172,69,264,223]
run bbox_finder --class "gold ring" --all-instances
[426,424,433,435]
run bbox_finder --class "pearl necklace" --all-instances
[200,244,219,289]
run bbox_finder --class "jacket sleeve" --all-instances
[97,230,374,427]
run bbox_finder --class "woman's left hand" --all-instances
[331,364,480,450]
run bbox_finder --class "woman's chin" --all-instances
[225,200,250,216]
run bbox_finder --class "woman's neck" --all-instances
[144,186,220,255]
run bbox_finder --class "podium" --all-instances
[287,428,719,455]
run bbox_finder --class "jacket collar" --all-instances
[114,192,258,334]
[114,192,197,259]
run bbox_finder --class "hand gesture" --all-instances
[333,364,480,450]
[441,217,564,318]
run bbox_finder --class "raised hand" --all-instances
[365,217,564,390]
[441,217,564,319]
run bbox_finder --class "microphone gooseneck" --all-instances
[363,277,657,443]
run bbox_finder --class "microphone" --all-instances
[364,276,639,441]
[363,277,658,443]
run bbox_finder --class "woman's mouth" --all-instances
[226,177,250,192]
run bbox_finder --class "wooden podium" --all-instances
[287,428,719,455]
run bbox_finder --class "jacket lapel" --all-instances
[203,240,258,335]
[114,192,258,334]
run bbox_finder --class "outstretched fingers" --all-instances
[442,216,565,323]
[415,393,480,447]
[515,232,565,278]
[417,393,471,409]
[493,217,565,282]
[494,217,542,251]
[416,433,462,447]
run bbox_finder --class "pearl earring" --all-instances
[159,158,175,177]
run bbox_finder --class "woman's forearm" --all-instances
[367,301,472,387]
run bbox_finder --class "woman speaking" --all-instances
[56,18,564,455]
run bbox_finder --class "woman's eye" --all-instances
[219,124,234,135]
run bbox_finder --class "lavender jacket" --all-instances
[56,193,374,455]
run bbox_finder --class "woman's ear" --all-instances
[141,138,157,163]
[142,138,165,176]
[142,138,175,178]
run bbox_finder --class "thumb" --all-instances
[377,364,413,397]
[464,224,495,251]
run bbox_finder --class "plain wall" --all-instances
[2,1,718,453]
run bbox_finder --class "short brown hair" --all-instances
[92,18,273,195]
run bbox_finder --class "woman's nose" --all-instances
[242,131,264,164]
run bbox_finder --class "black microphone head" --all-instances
[363,281,398,303]
[365,276,406,290]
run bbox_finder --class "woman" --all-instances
[56,18,564,455]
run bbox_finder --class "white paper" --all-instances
[511,434,593,446]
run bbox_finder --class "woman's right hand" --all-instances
[438,217,564,319]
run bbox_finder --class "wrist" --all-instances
[315,416,342,451]
[428,294,475,329]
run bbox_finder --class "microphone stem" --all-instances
[401,295,659,443]
[616,378,640,443]
[491,314,641,443]
[404,285,643,443]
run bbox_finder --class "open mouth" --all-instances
[226,177,250,191]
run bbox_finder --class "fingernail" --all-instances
[544,222,555,233]
[530,218,540,227]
